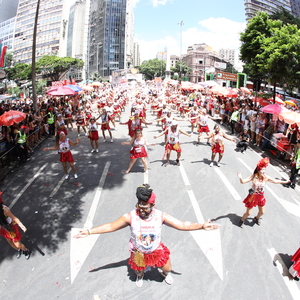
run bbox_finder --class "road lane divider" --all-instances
[9,163,48,209]
[179,163,224,280]
[70,161,110,284]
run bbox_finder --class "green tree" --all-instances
[36,55,84,81]
[139,59,166,80]
[171,61,191,78]
[269,7,300,28]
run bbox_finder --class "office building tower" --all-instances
[0,0,19,23]
[290,0,300,17]
[244,0,292,21]
[13,0,70,64]
[88,0,134,78]
[133,42,140,66]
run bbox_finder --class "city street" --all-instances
[0,105,299,300]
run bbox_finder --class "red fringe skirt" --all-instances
[128,243,170,271]
[243,193,266,208]
[60,151,74,162]
[0,223,22,242]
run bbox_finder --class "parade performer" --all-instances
[43,131,79,179]
[98,108,113,142]
[74,184,220,287]
[202,124,235,167]
[289,246,300,280]
[0,204,31,259]
[120,112,152,138]
[75,108,87,136]
[154,120,191,166]
[237,157,289,227]
[87,117,100,153]
[122,129,155,174]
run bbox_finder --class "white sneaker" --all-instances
[78,134,80,137]
[74,174,78,179]
[85,132,88,136]
[95,149,99,153]
[91,149,95,153]
[217,162,220,167]
[135,274,144,288]
[103,139,106,143]
[65,175,69,180]
[210,162,213,167]
[110,139,113,143]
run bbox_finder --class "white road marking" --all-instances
[179,163,223,280]
[50,167,71,198]
[214,168,241,201]
[267,247,300,300]
[9,163,48,209]
[238,158,300,218]
[84,162,111,229]
[70,161,110,284]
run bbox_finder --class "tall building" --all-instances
[0,17,16,53]
[290,0,300,17]
[13,0,71,64]
[0,0,19,23]
[219,49,235,66]
[133,42,140,66]
[244,0,292,21]
[88,0,134,78]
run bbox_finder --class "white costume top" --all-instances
[59,138,71,153]
[129,208,163,253]
[88,123,98,131]
[199,114,209,126]
[167,127,179,144]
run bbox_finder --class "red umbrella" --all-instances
[0,110,26,126]
[46,86,75,96]
[260,104,286,114]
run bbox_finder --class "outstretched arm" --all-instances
[179,129,192,137]
[4,206,27,232]
[162,213,220,231]
[74,213,131,238]
[237,173,253,184]
[266,175,290,184]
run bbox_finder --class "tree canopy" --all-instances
[240,11,300,96]
[139,58,166,80]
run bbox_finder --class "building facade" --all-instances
[244,0,292,21]
[0,0,19,23]
[13,0,71,64]
[133,42,140,66]
[88,0,134,78]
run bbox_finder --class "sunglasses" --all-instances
[136,203,151,211]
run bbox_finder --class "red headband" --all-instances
[147,192,156,204]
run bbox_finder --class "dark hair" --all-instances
[136,184,153,201]
[0,205,12,232]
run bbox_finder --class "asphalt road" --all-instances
[0,103,299,300]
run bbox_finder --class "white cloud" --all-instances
[137,17,246,62]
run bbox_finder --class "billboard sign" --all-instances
[216,71,237,82]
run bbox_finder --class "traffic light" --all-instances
[237,73,247,88]
[205,74,214,81]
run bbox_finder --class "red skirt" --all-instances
[128,243,170,271]
[88,131,99,140]
[198,125,210,133]
[243,193,266,208]
[291,248,300,275]
[0,223,22,242]
[212,143,224,154]
[130,146,147,159]
[60,151,74,162]
[166,142,182,153]
[101,124,110,131]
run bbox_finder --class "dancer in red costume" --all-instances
[43,131,80,179]
[122,129,155,174]
[237,157,290,227]
[289,247,300,280]
[0,203,31,259]
[74,184,220,287]
[154,120,191,166]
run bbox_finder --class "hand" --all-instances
[202,219,221,231]
[19,223,27,232]
[237,172,242,179]
[43,148,48,151]
[76,139,80,143]
[73,229,89,239]
[154,136,157,139]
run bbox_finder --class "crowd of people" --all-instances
[0,80,300,285]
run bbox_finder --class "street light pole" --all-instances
[178,20,184,82]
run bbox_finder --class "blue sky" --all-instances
[133,0,247,66]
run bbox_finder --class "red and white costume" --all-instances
[128,208,170,271]
[88,122,99,140]
[129,137,147,159]
[59,138,74,162]
[211,132,225,154]
[242,176,266,208]
[198,114,210,133]
[0,205,22,242]
[166,127,181,152]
